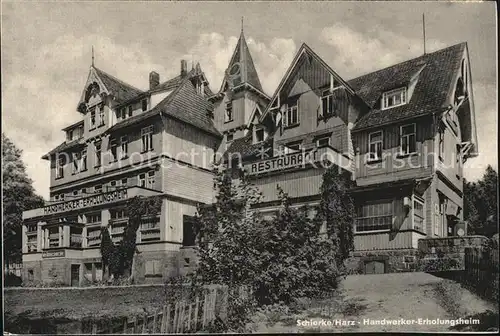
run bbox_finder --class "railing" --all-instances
[70,234,83,247]
[27,242,38,252]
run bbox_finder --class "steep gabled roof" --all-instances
[107,68,221,138]
[93,66,143,103]
[349,43,466,131]
[219,30,264,93]
[259,43,365,123]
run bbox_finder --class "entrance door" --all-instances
[364,260,385,274]
[70,264,80,287]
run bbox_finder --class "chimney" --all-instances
[181,60,187,77]
[149,71,160,90]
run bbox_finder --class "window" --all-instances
[224,101,233,122]
[90,109,96,128]
[141,125,154,152]
[316,135,331,147]
[60,194,65,201]
[72,152,80,174]
[48,227,59,248]
[400,124,416,155]
[56,155,65,179]
[226,133,233,144]
[138,173,146,187]
[368,131,383,161]
[320,89,334,117]
[110,180,117,190]
[382,87,407,109]
[120,136,128,159]
[355,200,393,232]
[413,197,425,233]
[73,190,78,197]
[120,108,126,120]
[438,124,445,161]
[87,213,102,224]
[94,185,102,193]
[283,102,299,127]
[128,106,133,118]
[284,141,302,154]
[141,99,148,112]
[81,188,87,195]
[67,130,73,141]
[147,170,155,189]
[94,142,102,167]
[111,209,127,220]
[81,148,87,171]
[121,178,128,187]
[145,260,161,276]
[98,105,105,126]
[109,138,117,162]
[54,194,60,202]
[255,128,265,143]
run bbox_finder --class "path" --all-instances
[250,272,497,333]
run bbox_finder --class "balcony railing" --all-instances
[70,234,83,247]
[27,242,38,252]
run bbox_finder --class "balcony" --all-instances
[70,234,83,248]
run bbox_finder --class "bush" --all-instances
[4,273,22,287]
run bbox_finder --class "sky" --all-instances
[1,1,497,200]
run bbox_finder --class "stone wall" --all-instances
[417,235,488,271]
[345,249,419,274]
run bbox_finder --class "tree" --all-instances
[315,166,355,271]
[193,164,355,305]
[2,133,44,264]
[100,195,162,281]
[464,165,498,237]
[193,165,264,286]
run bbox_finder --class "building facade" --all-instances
[22,29,478,285]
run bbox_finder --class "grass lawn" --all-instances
[4,285,168,333]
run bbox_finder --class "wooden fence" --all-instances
[463,247,499,301]
[91,285,248,334]
[4,263,23,277]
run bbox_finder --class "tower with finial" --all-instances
[209,18,270,146]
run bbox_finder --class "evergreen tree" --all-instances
[464,165,498,237]
[315,166,355,270]
[2,133,44,264]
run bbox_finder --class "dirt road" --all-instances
[250,272,498,333]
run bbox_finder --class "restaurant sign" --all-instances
[42,250,65,258]
[246,150,318,175]
[44,189,128,215]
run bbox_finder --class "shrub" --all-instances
[4,273,22,287]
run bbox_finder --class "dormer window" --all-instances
[142,99,148,112]
[382,87,407,110]
[368,131,383,161]
[120,107,126,120]
[255,128,265,143]
[225,101,233,122]
[98,105,105,126]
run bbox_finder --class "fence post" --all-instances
[152,309,158,334]
[173,301,179,333]
[220,286,228,321]
[142,314,147,334]
[194,296,200,331]
[133,315,138,333]
[91,322,97,335]
[187,303,192,331]
[123,318,128,334]
[202,292,208,329]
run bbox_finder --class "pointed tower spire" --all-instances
[220,20,263,93]
[91,46,95,67]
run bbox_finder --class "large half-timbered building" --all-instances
[22,29,478,284]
